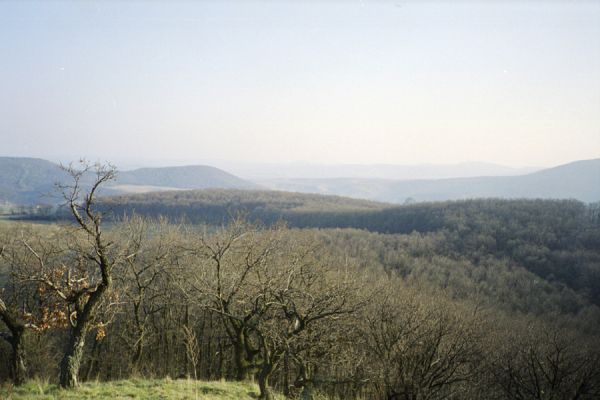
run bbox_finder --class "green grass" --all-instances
[0,378,279,399]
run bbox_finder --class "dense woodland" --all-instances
[1,163,600,399]
[97,190,600,311]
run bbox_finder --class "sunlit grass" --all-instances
[0,378,278,399]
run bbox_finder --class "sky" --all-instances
[0,0,599,168]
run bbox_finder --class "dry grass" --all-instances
[0,378,280,400]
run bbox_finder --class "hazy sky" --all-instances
[1,1,599,167]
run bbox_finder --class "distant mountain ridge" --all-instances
[0,157,257,206]
[213,160,540,180]
[262,158,600,203]
[1,157,598,207]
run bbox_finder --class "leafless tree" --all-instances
[185,222,362,399]
[113,216,181,372]
[56,161,121,387]
[0,227,60,385]
[360,280,482,400]
[182,324,200,379]
[488,324,600,400]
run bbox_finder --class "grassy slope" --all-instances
[0,379,280,400]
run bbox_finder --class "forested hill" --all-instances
[97,188,597,234]
[97,190,600,307]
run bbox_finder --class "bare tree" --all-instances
[488,324,600,400]
[0,227,62,385]
[360,281,482,400]
[185,222,362,399]
[113,216,180,372]
[186,219,276,384]
[182,324,200,379]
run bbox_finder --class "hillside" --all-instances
[0,157,68,206]
[97,188,388,224]
[262,158,600,203]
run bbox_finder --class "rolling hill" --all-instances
[0,157,258,207]
[0,157,69,206]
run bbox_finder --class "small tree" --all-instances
[182,324,200,379]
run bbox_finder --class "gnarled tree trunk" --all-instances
[233,327,260,381]
[59,322,87,388]
[0,298,27,385]
[11,328,27,386]
[59,281,109,388]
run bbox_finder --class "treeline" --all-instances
[2,218,600,399]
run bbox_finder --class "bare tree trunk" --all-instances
[130,300,145,369]
[234,340,252,380]
[283,352,290,397]
[131,328,145,370]
[59,321,88,388]
[233,329,256,381]
[218,339,225,379]
[1,299,27,385]
[10,327,27,386]
[59,278,109,387]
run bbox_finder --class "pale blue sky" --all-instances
[1,1,599,167]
